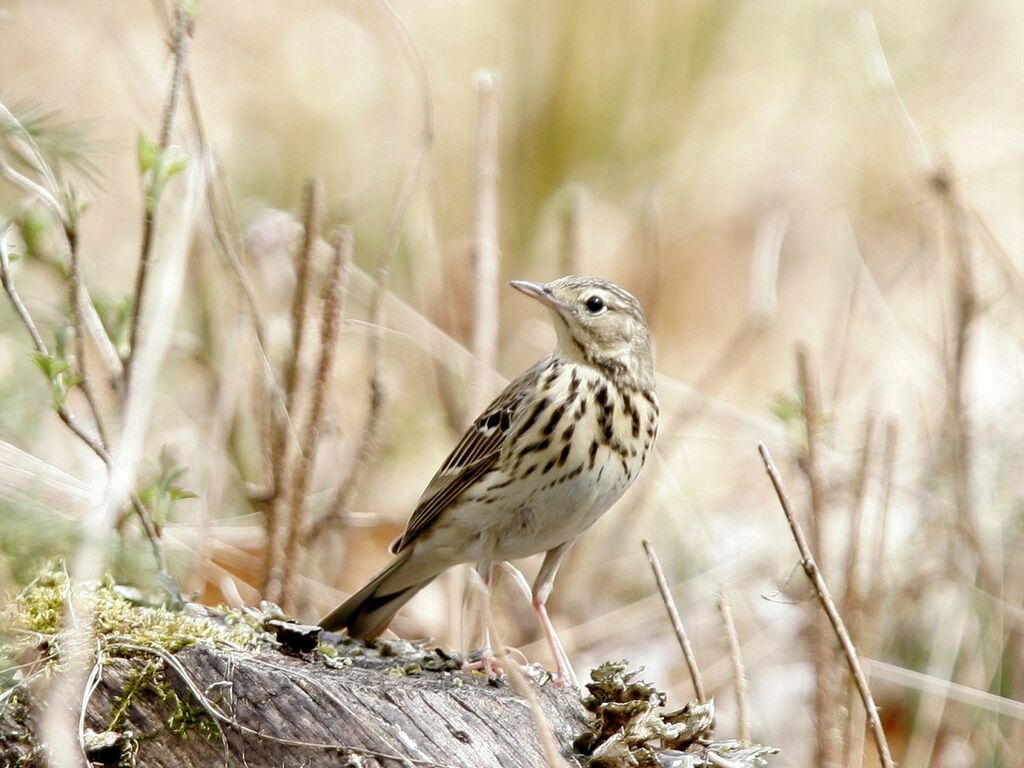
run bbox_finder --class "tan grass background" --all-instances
[3,1,1024,765]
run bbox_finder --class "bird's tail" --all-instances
[319,549,437,639]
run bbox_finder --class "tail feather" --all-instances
[319,550,437,639]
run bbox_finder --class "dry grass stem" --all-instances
[65,221,110,448]
[716,590,750,742]
[126,2,193,390]
[796,345,841,768]
[488,618,570,768]
[39,159,203,768]
[324,0,435,531]
[1,231,169,579]
[642,539,706,702]
[263,177,323,600]
[842,414,876,619]
[470,69,501,416]
[279,228,352,610]
[758,443,895,768]
[840,414,877,768]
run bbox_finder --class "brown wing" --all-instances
[391,359,548,553]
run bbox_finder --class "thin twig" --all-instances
[65,223,110,449]
[758,443,895,768]
[264,177,323,598]
[715,591,750,742]
[642,539,706,702]
[790,346,839,768]
[796,345,841,768]
[840,414,877,768]
[278,228,352,610]
[842,414,876,619]
[845,417,897,768]
[319,0,434,536]
[39,159,202,768]
[856,5,996,595]
[0,136,121,380]
[146,0,282,498]
[469,69,501,416]
[126,2,192,391]
[487,619,570,768]
[0,234,169,579]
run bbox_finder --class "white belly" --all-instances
[434,364,657,564]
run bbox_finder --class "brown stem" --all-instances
[264,178,324,600]
[126,3,192,391]
[796,345,841,768]
[758,443,895,768]
[278,228,352,610]
[716,590,750,742]
[315,0,434,540]
[642,539,706,702]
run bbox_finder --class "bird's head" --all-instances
[511,275,654,390]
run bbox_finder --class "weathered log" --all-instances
[1,577,777,768]
[3,639,589,768]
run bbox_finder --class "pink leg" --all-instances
[533,542,580,688]
[462,562,502,680]
[533,593,579,687]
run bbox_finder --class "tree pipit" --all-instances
[320,276,659,686]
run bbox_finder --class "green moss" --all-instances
[151,675,219,741]
[109,660,162,731]
[2,568,261,659]
[1,567,262,756]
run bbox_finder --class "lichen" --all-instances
[574,661,778,768]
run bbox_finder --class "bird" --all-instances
[319,275,659,686]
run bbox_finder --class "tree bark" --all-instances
[3,642,589,768]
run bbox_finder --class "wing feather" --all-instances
[391,358,550,552]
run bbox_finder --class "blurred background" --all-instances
[3,1,1024,766]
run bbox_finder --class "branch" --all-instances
[264,177,323,599]
[278,228,353,610]
[126,2,193,391]
[0,233,169,581]
[319,0,434,536]
[716,591,750,743]
[795,345,840,768]
[642,539,706,702]
[757,443,894,768]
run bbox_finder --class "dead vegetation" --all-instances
[1,1,1024,766]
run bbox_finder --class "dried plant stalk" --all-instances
[126,3,193,390]
[279,228,353,610]
[758,443,895,768]
[316,0,435,540]
[716,590,750,742]
[642,539,706,702]
[796,345,841,768]
[264,177,324,601]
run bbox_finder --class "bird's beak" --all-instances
[510,280,559,309]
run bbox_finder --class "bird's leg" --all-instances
[462,561,501,679]
[533,542,580,688]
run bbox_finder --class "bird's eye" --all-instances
[584,295,606,314]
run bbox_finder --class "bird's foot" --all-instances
[462,645,530,681]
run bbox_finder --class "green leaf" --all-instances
[769,390,804,427]
[162,153,189,180]
[138,461,197,525]
[137,130,160,176]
